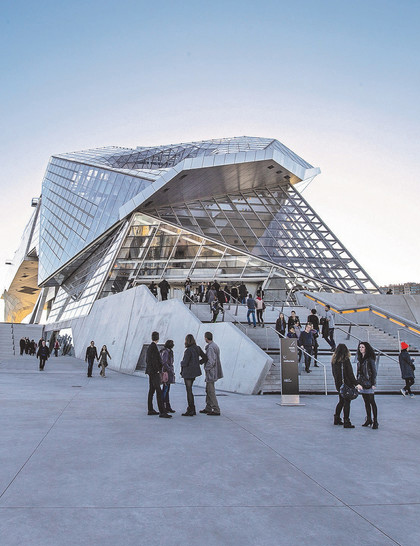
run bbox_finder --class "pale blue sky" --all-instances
[1,0,419,300]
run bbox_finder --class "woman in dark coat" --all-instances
[331,344,358,428]
[98,345,111,378]
[275,312,287,337]
[357,342,378,429]
[399,342,415,397]
[180,334,205,416]
[161,340,176,412]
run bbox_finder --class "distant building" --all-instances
[382,283,420,295]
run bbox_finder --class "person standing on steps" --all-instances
[98,345,111,378]
[160,339,176,413]
[246,293,257,328]
[298,323,315,373]
[37,340,50,371]
[255,294,265,327]
[238,282,248,304]
[158,278,170,301]
[145,332,171,418]
[85,341,99,378]
[324,305,336,351]
[19,337,25,356]
[357,342,378,429]
[399,342,415,397]
[180,334,205,416]
[54,339,60,357]
[275,312,287,338]
[331,344,359,428]
[200,332,224,416]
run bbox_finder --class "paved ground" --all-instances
[0,355,419,546]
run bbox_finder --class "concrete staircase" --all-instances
[0,323,15,359]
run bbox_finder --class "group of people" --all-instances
[145,330,224,419]
[274,306,337,372]
[20,337,61,370]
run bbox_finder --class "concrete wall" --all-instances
[46,285,272,395]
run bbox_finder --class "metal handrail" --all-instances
[264,325,328,396]
[335,325,399,365]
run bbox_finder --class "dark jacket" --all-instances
[37,345,50,360]
[332,357,357,392]
[288,316,300,330]
[158,279,170,294]
[99,349,111,366]
[180,344,205,379]
[357,357,377,388]
[298,330,314,349]
[85,346,98,361]
[247,297,256,310]
[307,314,319,331]
[275,317,286,335]
[145,342,162,375]
[399,349,415,379]
[161,347,175,383]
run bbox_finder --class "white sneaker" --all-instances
[401,388,407,397]
[410,393,415,398]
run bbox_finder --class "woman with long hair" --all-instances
[98,345,111,378]
[160,339,176,413]
[331,344,358,428]
[275,312,287,337]
[180,334,206,416]
[357,341,378,429]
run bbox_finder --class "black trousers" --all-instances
[362,393,378,421]
[87,358,95,377]
[39,358,47,370]
[184,378,195,410]
[302,346,312,371]
[148,374,165,414]
[404,378,415,394]
[335,394,351,421]
[256,309,264,324]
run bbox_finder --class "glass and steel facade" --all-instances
[3,136,381,324]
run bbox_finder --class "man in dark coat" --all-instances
[158,279,170,301]
[298,323,315,373]
[145,331,171,418]
[19,337,25,356]
[85,341,98,378]
[37,340,50,371]
[399,342,415,397]
[238,283,248,304]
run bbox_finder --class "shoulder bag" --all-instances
[339,362,359,400]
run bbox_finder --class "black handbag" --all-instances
[340,363,359,400]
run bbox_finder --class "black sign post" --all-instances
[279,338,304,406]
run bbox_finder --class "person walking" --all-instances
[160,339,176,413]
[357,342,378,429]
[53,340,60,357]
[200,332,224,416]
[287,311,301,337]
[399,342,415,397]
[145,332,171,418]
[324,305,336,351]
[19,337,25,356]
[207,285,217,310]
[85,341,99,378]
[148,281,158,297]
[158,278,170,301]
[331,344,358,428]
[198,282,206,303]
[246,293,257,328]
[37,340,50,371]
[255,294,265,326]
[275,312,287,337]
[231,285,238,303]
[98,345,111,378]
[238,282,248,304]
[298,323,315,373]
[307,309,319,332]
[180,334,205,416]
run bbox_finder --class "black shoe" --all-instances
[306,369,311,373]
[314,364,319,367]
[182,411,194,416]
[148,410,159,415]
[167,408,176,413]
[334,416,344,425]
[362,419,373,427]
[159,413,172,418]
[372,421,379,429]
[343,421,355,429]
[199,409,210,414]
[207,411,221,416]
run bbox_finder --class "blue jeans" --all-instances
[247,309,256,326]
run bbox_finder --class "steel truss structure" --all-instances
[3,136,381,324]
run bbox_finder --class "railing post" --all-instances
[324,365,327,396]
[346,324,352,341]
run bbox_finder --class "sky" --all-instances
[1,0,419,311]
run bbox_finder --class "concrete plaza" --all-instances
[0,355,419,546]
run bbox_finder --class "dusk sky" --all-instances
[1,0,419,307]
